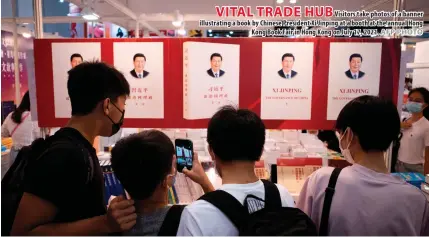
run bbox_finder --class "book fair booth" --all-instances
[1,0,429,206]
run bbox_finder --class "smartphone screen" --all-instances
[175,139,193,172]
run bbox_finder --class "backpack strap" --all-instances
[319,168,342,236]
[158,205,186,236]
[199,190,248,228]
[261,179,282,209]
[10,112,30,137]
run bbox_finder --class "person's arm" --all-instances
[12,193,136,236]
[424,147,429,175]
[12,147,136,235]
[425,130,429,175]
[183,152,215,193]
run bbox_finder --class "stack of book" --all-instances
[422,174,429,201]
[99,160,126,206]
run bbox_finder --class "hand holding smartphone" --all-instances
[175,139,193,172]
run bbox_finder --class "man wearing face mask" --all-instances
[297,95,429,236]
[111,130,215,236]
[397,87,429,175]
[12,62,136,235]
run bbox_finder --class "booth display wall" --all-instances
[34,38,401,129]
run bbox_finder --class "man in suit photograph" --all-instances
[278,53,297,79]
[130,53,149,79]
[207,53,225,78]
[345,53,365,79]
[70,53,83,68]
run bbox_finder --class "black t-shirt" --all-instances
[24,127,106,223]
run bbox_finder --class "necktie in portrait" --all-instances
[286,74,289,79]
[215,73,218,78]
[139,74,142,78]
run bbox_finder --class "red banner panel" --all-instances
[33,38,400,129]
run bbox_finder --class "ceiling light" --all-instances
[290,0,297,3]
[81,7,99,20]
[178,27,186,36]
[208,29,212,33]
[277,0,284,3]
[172,10,183,28]
[22,32,31,38]
[209,33,213,37]
[229,31,233,34]
[172,21,182,27]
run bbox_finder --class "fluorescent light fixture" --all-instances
[230,31,233,34]
[81,7,99,20]
[209,33,213,37]
[208,29,212,33]
[22,32,31,38]
[290,0,297,3]
[277,0,284,3]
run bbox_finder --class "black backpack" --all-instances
[198,179,318,236]
[1,134,94,236]
[157,205,186,236]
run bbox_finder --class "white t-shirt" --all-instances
[1,112,41,149]
[297,165,429,236]
[177,180,295,236]
[398,116,429,164]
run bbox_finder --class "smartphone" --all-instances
[175,139,193,172]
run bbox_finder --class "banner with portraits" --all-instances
[261,42,314,120]
[183,42,240,119]
[113,42,164,119]
[51,42,101,118]
[326,43,382,120]
[34,38,400,129]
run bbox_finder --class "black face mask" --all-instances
[106,101,125,137]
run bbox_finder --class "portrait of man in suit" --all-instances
[207,53,225,78]
[278,53,297,79]
[70,53,83,68]
[130,53,149,79]
[345,53,365,79]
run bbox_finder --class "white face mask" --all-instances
[336,128,355,164]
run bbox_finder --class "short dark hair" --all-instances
[210,53,222,61]
[408,87,429,104]
[67,61,130,116]
[282,53,295,61]
[70,53,83,62]
[207,105,265,162]
[349,53,363,62]
[111,130,174,200]
[335,95,400,152]
[11,91,30,124]
[133,53,146,61]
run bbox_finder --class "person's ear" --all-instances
[102,98,110,115]
[345,129,355,147]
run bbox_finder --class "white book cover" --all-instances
[183,42,240,120]
[261,42,314,120]
[326,43,382,120]
[52,43,101,118]
[114,42,164,119]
